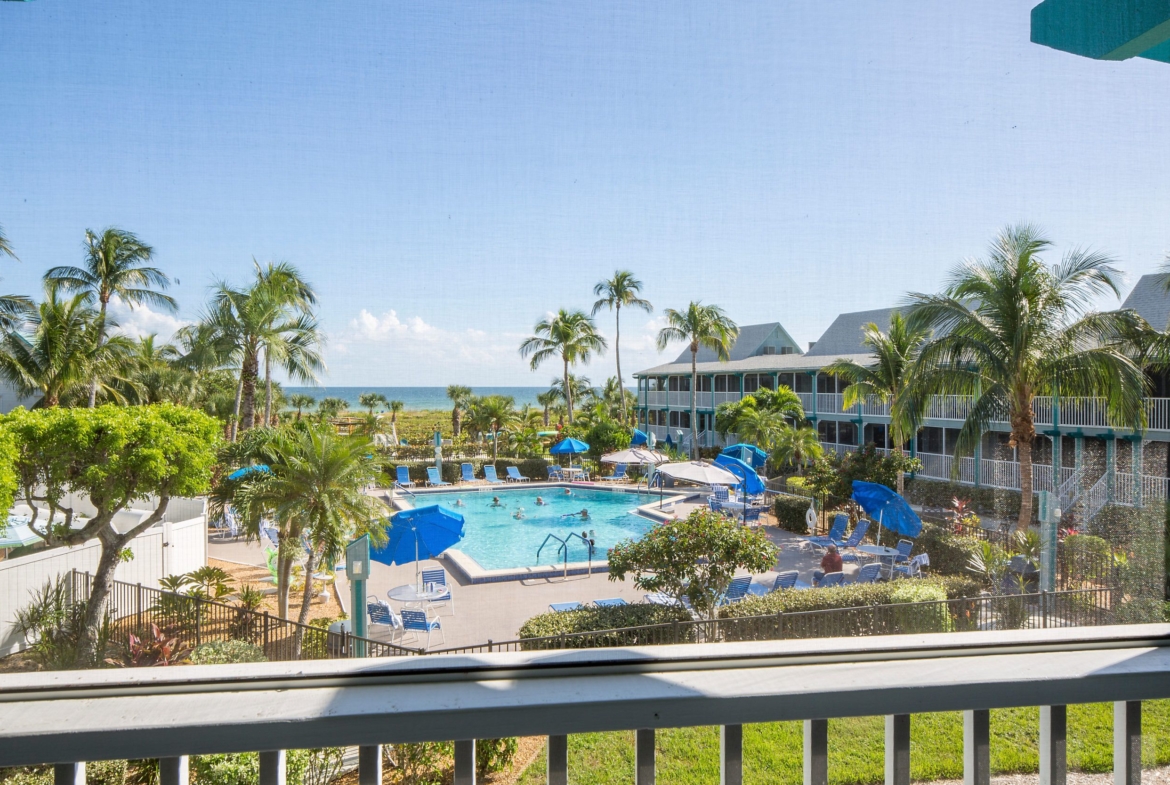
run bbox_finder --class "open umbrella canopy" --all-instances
[714,454,766,496]
[0,519,40,549]
[549,437,590,455]
[630,429,649,446]
[851,481,922,538]
[600,448,668,465]
[227,464,271,481]
[371,505,466,567]
[657,460,739,486]
[721,443,768,469]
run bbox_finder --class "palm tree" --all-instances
[547,373,593,422]
[824,311,928,494]
[0,224,32,333]
[359,391,388,415]
[656,302,739,458]
[387,399,404,446]
[316,397,347,422]
[231,426,386,649]
[520,310,606,425]
[46,228,177,407]
[906,224,1146,532]
[593,271,652,425]
[0,223,17,261]
[536,390,558,427]
[468,395,519,461]
[446,385,473,439]
[288,393,316,422]
[730,407,787,451]
[771,424,824,475]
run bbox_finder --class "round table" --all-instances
[387,584,448,604]
[855,545,901,577]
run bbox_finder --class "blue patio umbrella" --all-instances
[714,454,766,497]
[851,481,922,540]
[630,429,649,446]
[721,443,768,469]
[549,437,590,455]
[227,464,270,481]
[372,504,465,588]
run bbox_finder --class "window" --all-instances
[668,376,691,392]
[865,423,887,448]
[698,412,712,431]
[793,373,812,393]
[838,422,857,446]
[762,346,776,355]
[679,411,691,429]
[816,373,833,393]
[778,373,795,390]
[818,420,837,443]
[669,411,679,427]
[697,375,712,392]
[759,374,774,390]
[780,346,793,355]
[714,374,732,392]
[917,427,943,455]
[743,374,759,393]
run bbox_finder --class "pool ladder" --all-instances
[536,531,596,580]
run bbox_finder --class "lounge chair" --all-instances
[460,463,477,484]
[395,466,416,489]
[894,538,914,563]
[547,466,564,481]
[483,466,505,484]
[708,485,731,504]
[771,570,802,591]
[401,609,444,649]
[592,598,627,607]
[426,467,451,487]
[893,553,930,579]
[569,464,589,480]
[420,568,454,615]
[549,602,583,613]
[815,571,845,588]
[742,506,764,526]
[644,592,679,606]
[599,463,628,482]
[807,514,848,550]
[506,466,530,482]
[838,519,872,562]
[367,596,403,642]
[720,576,753,605]
[854,562,882,584]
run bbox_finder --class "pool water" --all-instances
[419,487,661,570]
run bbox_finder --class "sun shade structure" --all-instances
[0,520,40,550]
[372,505,465,588]
[549,437,590,455]
[1031,0,1170,63]
[721,443,768,469]
[600,448,668,465]
[851,480,922,539]
[657,461,740,486]
[227,464,270,481]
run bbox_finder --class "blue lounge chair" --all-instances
[483,465,505,484]
[401,609,444,649]
[599,463,628,482]
[894,538,914,563]
[460,463,477,484]
[807,514,848,550]
[720,575,753,605]
[855,563,882,584]
[592,598,628,608]
[367,596,403,642]
[547,466,563,481]
[742,506,764,526]
[506,466,530,482]
[772,570,801,591]
[549,602,583,613]
[815,571,845,588]
[838,519,872,562]
[420,568,454,615]
[709,485,731,504]
[426,467,451,487]
[395,466,416,489]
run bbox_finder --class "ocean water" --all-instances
[283,387,549,411]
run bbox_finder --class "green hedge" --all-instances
[773,495,812,534]
[720,575,981,619]
[518,603,693,649]
[0,762,126,785]
[913,523,985,577]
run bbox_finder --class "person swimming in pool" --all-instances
[580,508,589,520]
[452,498,466,507]
[535,496,546,505]
[490,496,502,507]
[563,488,573,496]
[513,508,525,519]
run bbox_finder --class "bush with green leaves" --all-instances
[190,640,267,665]
[14,577,114,670]
[772,494,813,534]
[518,603,693,648]
[191,750,324,785]
[912,523,984,576]
[476,738,518,778]
[722,575,980,619]
[0,762,124,785]
[384,742,453,785]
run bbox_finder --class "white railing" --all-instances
[644,391,667,407]
[816,393,846,414]
[1,627,1167,785]
[796,392,813,413]
[1147,398,1170,431]
[924,395,974,422]
[861,398,891,417]
[714,391,741,406]
[695,392,712,409]
[1085,474,1110,522]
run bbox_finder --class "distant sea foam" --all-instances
[282,387,550,411]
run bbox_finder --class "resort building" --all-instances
[634,275,1170,514]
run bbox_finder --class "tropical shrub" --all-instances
[476,738,518,778]
[804,444,920,501]
[191,751,312,785]
[384,743,454,785]
[14,577,114,670]
[190,640,267,665]
[903,478,1030,520]
[0,762,125,785]
[518,603,692,648]
[582,420,631,462]
[722,575,980,618]
[913,523,984,576]
[772,495,813,534]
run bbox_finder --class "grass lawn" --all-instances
[517,702,1170,785]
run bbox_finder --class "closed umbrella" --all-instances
[227,464,270,481]
[851,480,922,542]
[371,505,465,589]
[657,461,740,486]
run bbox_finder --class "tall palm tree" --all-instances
[46,228,177,407]
[536,390,558,427]
[0,223,32,333]
[824,311,928,494]
[656,302,739,458]
[729,407,787,451]
[387,399,404,446]
[316,397,347,422]
[232,426,386,649]
[468,395,519,461]
[592,271,652,425]
[446,385,473,439]
[359,391,388,415]
[0,223,17,261]
[771,424,823,475]
[906,224,1146,532]
[519,310,607,425]
[287,393,316,422]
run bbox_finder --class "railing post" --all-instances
[636,728,655,785]
[964,709,990,785]
[454,740,476,785]
[54,763,85,785]
[259,751,286,785]
[803,719,827,785]
[1114,701,1141,785]
[194,598,202,646]
[885,714,910,785]
[159,757,189,785]
[1040,705,1067,785]
[547,735,568,785]
[1041,591,1048,628]
[721,725,742,785]
[358,746,381,785]
[136,583,144,630]
[263,611,270,652]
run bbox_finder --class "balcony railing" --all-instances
[2,626,1166,785]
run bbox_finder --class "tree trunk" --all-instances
[230,372,245,441]
[263,348,273,427]
[616,305,625,425]
[88,301,108,408]
[894,426,905,496]
[391,414,399,446]
[690,348,699,459]
[277,548,294,619]
[292,547,319,658]
[452,407,462,439]
[564,359,573,424]
[1017,437,1034,533]
[77,532,123,667]
[492,425,498,461]
[542,406,550,427]
[240,349,259,431]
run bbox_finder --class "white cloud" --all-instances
[107,298,189,342]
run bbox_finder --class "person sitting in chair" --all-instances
[813,544,843,584]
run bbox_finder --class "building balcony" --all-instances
[1,627,1166,785]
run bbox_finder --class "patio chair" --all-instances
[547,466,564,481]
[506,466,530,482]
[401,609,444,649]
[894,538,914,563]
[483,465,506,484]
[742,506,764,526]
[893,553,930,579]
[707,497,723,513]
[599,463,628,482]
[815,571,845,588]
[806,514,849,550]
[720,576,753,605]
[395,466,416,489]
[592,597,627,607]
[644,592,679,606]
[367,596,403,643]
[771,570,801,591]
[549,601,583,613]
[854,562,882,584]
[420,568,454,615]
[570,464,589,480]
[710,485,731,504]
[838,519,872,562]
[426,467,451,487]
[460,463,477,484]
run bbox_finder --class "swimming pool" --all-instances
[415,487,662,571]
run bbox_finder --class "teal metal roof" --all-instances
[1032,0,1170,63]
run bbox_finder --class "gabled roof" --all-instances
[671,322,801,363]
[1121,274,1170,330]
[804,307,898,356]
[635,352,873,377]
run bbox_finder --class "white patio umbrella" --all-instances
[654,461,740,509]
[600,448,668,465]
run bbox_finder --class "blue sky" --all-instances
[3,1,1170,385]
